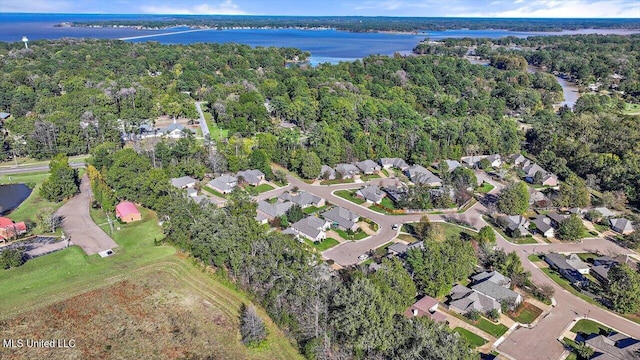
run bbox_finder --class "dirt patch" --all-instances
[0,271,260,360]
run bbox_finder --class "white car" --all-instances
[358,254,369,261]
[392,224,400,230]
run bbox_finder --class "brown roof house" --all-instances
[404,295,447,323]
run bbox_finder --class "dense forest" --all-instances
[68,16,640,33]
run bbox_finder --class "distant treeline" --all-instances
[67,16,640,33]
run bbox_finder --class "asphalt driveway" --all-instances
[56,175,118,255]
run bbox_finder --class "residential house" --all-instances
[159,120,194,139]
[529,188,551,208]
[541,173,559,187]
[355,159,381,175]
[522,163,549,183]
[382,184,408,203]
[278,191,325,209]
[460,154,502,168]
[288,216,330,242]
[379,157,410,171]
[335,163,360,179]
[594,255,638,269]
[407,241,424,251]
[448,284,502,314]
[115,201,142,223]
[356,185,385,204]
[510,154,530,168]
[500,215,531,237]
[471,281,522,309]
[405,165,442,187]
[544,253,590,286]
[593,207,616,218]
[438,160,461,172]
[0,217,27,241]
[207,174,238,194]
[321,207,360,232]
[171,176,197,189]
[590,265,611,284]
[237,169,266,186]
[255,200,294,224]
[546,212,569,228]
[486,154,502,168]
[319,165,336,180]
[609,218,634,235]
[471,271,511,288]
[388,242,408,256]
[531,216,555,238]
[584,333,640,360]
[404,295,447,323]
[186,188,198,197]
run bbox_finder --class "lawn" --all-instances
[303,205,328,214]
[475,317,509,337]
[541,268,599,306]
[203,108,230,140]
[335,228,368,241]
[0,207,174,318]
[380,197,397,210]
[439,222,476,240]
[245,183,275,195]
[396,234,418,243]
[0,154,90,168]
[576,252,599,264]
[528,254,544,262]
[508,302,543,324]
[374,242,394,257]
[475,182,495,194]
[623,102,640,115]
[361,174,381,181]
[0,171,63,223]
[304,238,339,251]
[454,327,488,347]
[571,319,612,335]
[334,190,365,205]
[320,178,355,185]
[203,185,228,198]
[381,169,390,177]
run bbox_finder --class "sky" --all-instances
[1,0,639,18]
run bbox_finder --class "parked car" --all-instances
[392,224,399,230]
[358,254,369,261]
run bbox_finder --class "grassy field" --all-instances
[203,186,228,198]
[451,311,508,337]
[0,154,90,168]
[0,203,302,359]
[361,174,381,181]
[335,228,368,241]
[453,327,488,347]
[304,238,339,251]
[380,197,397,210]
[623,102,640,115]
[334,190,365,205]
[439,222,476,240]
[319,178,355,185]
[396,234,418,243]
[475,182,495,194]
[508,302,543,324]
[571,319,612,335]
[202,107,230,140]
[576,252,599,263]
[303,205,328,214]
[245,183,275,195]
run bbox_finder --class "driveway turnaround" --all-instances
[57,175,118,255]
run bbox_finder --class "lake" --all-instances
[1,14,638,65]
[0,184,32,215]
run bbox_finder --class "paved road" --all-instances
[194,101,210,139]
[282,171,640,359]
[56,175,118,255]
[0,162,85,175]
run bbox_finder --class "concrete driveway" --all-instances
[56,175,118,255]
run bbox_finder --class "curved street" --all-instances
[273,171,640,360]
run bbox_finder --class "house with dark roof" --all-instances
[590,265,611,284]
[207,174,238,194]
[171,176,197,189]
[405,165,442,187]
[321,207,359,232]
[379,157,410,171]
[585,333,640,360]
[546,212,569,228]
[448,284,501,314]
[404,295,447,323]
[237,169,266,186]
[531,216,555,238]
[544,253,590,286]
[449,270,521,314]
[335,163,360,179]
[356,185,385,204]
[499,215,531,237]
[278,191,325,209]
[471,271,511,288]
[388,242,408,256]
[593,207,616,218]
[354,160,381,175]
[256,200,294,224]
[437,160,461,172]
[609,218,634,235]
[288,216,330,242]
[510,154,530,167]
[471,281,522,309]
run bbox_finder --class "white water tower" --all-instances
[22,36,28,49]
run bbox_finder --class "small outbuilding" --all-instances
[115,201,142,223]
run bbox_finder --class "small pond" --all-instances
[0,183,32,215]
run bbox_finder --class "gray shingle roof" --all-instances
[207,174,237,192]
[471,281,520,304]
[237,169,265,185]
[379,157,409,170]
[406,165,442,185]
[291,216,327,239]
[171,176,197,188]
[335,163,360,178]
[357,185,384,203]
[257,200,294,218]
[278,191,322,208]
[321,206,359,230]
[610,218,633,233]
[471,271,511,287]
[388,243,408,254]
[355,159,380,174]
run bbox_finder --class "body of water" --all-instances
[0,184,32,215]
[1,14,638,65]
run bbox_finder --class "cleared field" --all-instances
[0,266,301,360]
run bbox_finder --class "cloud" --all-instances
[354,0,433,11]
[452,0,639,18]
[140,0,247,15]
[0,0,73,12]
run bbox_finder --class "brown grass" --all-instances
[0,268,300,360]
